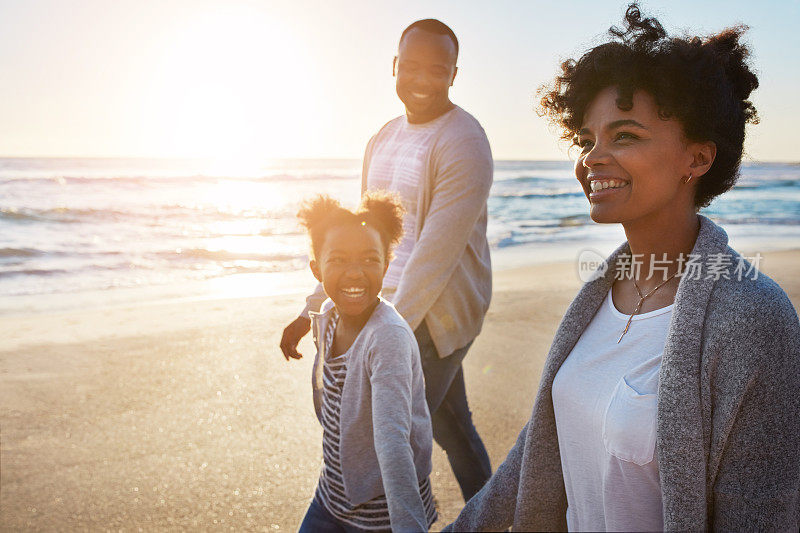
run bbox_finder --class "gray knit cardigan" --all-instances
[446,215,800,531]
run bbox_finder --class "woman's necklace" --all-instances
[617,270,681,343]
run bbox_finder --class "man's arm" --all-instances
[391,133,493,331]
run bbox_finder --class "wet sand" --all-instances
[2,250,798,531]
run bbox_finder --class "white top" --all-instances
[365,110,454,292]
[552,288,673,531]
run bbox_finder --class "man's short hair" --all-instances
[400,19,459,59]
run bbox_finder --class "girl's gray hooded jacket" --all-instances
[447,216,800,531]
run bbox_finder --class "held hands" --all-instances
[280,316,311,360]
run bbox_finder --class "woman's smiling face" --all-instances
[575,86,697,226]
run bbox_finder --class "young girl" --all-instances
[295,192,437,532]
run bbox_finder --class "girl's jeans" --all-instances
[298,497,385,533]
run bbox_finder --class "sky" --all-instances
[1,0,798,161]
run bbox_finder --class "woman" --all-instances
[446,5,799,531]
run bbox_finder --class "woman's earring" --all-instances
[683,173,693,185]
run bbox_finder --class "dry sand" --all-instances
[2,251,798,531]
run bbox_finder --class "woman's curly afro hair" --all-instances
[297,190,405,260]
[538,3,759,208]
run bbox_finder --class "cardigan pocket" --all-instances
[602,376,658,466]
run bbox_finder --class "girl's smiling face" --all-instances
[311,223,388,322]
[574,86,699,227]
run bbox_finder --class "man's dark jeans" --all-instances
[414,322,492,501]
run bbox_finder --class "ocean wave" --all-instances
[155,248,303,263]
[0,175,155,186]
[152,204,299,221]
[508,214,592,229]
[0,207,49,222]
[708,216,800,226]
[559,214,591,227]
[0,250,291,279]
[490,214,594,247]
[0,267,70,277]
[0,204,298,225]
[221,262,302,275]
[492,190,583,200]
[493,162,575,182]
[0,206,134,223]
[492,173,800,190]
[492,173,572,184]
[495,236,517,248]
[251,173,358,183]
[733,179,800,189]
[2,158,797,300]
[0,172,358,186]
[0,247,44,258]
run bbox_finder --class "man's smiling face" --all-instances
[394,28,457,124]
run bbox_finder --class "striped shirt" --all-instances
[315,311,437,530]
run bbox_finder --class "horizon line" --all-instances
[1,155,797,165]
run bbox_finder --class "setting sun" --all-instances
[143,5,317,159]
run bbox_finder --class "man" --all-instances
[281,18,493,501]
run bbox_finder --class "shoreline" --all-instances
[2,222,797,318]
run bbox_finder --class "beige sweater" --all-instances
[303,106,493,358]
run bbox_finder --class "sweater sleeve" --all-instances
[444,422,528,532]
[368,325,429,532]
[712,295,800,530]
[390,129,493,332]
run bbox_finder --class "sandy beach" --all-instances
[2,250,798,531]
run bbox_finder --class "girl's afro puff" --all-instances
[298,190,405,260]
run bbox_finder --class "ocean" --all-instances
[2,158,799,311]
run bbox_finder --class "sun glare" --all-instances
[146,6,316,160]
